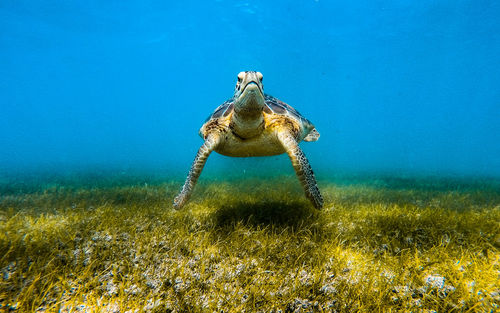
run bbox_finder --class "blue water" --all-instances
[1,1,499,178]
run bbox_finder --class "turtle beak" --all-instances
[235,81,265,115]
[240,81,263,97]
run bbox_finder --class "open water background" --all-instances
[1,1,499,180]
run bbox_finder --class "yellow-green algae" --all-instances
[0,174,499,312]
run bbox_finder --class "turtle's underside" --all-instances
[174,71,323,209]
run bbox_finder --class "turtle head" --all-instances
[233,71,265,116]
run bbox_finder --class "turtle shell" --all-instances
[204,99,234,122]
[264,95,315,131]
[203,94,315,137]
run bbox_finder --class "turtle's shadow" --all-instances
[211,200,318,229]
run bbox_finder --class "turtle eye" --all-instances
[237,72,245,82]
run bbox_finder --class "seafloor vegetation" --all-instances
[0,172,499,312]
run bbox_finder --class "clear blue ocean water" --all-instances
[1,1,499,179]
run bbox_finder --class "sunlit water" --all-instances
[1,1,499,181]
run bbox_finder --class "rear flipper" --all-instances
[173,134,219,209]
[303,128,320,142]
[278,132,324,209]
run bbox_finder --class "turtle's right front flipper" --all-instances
[173,134,219,209]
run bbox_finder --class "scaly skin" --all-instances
[173,134,219,209]
[277,131,324,209]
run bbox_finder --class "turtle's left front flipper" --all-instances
[173,134,219,209]
[278,132,324,209]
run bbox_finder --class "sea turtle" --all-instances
[173,71,323,209]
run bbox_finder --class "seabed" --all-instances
[0,173,499,312]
